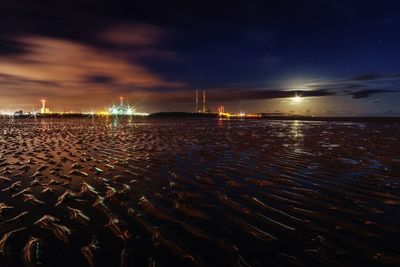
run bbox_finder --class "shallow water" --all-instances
[0,117,399,267]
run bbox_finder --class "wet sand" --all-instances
[0,117,399,267]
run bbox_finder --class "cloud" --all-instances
[210,88,334,101]
[0,33,187,110]
[0,35,185,85]
[37,36,179,86]
[150,87,335,103]
[302,73,400,100]
[0,37,27,55]
[345,73,400,82]
[146,70,400,104]
[85,74,116,84]
[348,89,396,99]
[347,74,382,81]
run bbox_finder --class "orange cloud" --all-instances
[0,34,186,111]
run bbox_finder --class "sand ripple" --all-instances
[0,118,399,266]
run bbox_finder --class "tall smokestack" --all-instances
[41,99,46,109]
[120,96,124,106]
[195,90,198,113]
[202,90,206,113]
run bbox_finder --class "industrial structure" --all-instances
[195,90,199,113]
[107,96,135,115]
[195,90,207,113]
[202,90,206,113]
[218,105,225,115]
[95,96,148,116]
[218,104,261,118]
[40,99,51,114]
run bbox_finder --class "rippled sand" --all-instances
[0,117,399,267]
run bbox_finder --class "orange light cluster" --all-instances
[218,108,261,118]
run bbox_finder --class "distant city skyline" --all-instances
[0,1,400,116]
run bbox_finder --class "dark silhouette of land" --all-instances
[6,112,400,123]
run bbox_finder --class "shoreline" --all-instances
[4,112,400,123]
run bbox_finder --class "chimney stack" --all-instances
[202,90,206,113]
[195,90,198,113]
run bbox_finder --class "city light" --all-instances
[218,105,261,118]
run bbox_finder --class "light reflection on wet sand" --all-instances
[0,117,399,267]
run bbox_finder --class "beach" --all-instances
[0,117,399,267]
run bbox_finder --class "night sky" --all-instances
[0,0,400,115]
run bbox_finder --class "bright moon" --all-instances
[292,95,303,103]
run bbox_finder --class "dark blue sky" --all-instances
[0,0,399,115]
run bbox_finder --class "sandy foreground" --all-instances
[0,117,399,267]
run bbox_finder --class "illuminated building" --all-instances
[40,99,51,114]
[105,97,148,116]
[218,105,225,115]
[195,90,207,113]
[218,105,261,118]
